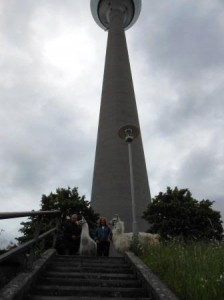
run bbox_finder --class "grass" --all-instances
[140,240,224,300]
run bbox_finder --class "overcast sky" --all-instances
[0,0,223,248]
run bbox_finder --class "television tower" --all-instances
[90,0,151,231]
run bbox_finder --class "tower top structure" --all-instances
[90,0,142,31]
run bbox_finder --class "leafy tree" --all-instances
[16,187,99,251]
[143,187,223,240]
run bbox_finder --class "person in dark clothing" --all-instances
[63,214,81,255]
[95,217,112,256]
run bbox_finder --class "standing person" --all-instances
[95,217,112,256]
[63,214,81,255]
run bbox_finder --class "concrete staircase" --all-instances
[25,255,152,300]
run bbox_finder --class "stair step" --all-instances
[31,285,148,297]
[48,262,127,269]
[43,271,137,280]
[51,260,126,266]
[55,256,124,263]
[46,265,132,273]
[38,277,142,287]
[27,296,152,300]
[54,257,125,265]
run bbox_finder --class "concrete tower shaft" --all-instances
[91,0,151,231]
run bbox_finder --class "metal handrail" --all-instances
[0,210,60,220]
[0,228,56,264]
[0,210,61,268]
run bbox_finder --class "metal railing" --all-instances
[0,210,60,269]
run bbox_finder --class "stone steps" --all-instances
[26,255,152,299]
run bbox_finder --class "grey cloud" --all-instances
[137,0,224,83]
[150,84,224,138]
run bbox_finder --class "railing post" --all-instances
[52,216,60,248]
[26,215,43,271]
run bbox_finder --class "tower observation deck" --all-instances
[90,0,151,232]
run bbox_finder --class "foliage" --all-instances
[143,187,223,240]
[140,240,224,300]
[16,187,99,251]
[129,234,143,256]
